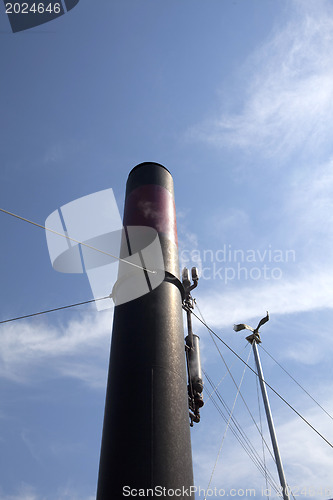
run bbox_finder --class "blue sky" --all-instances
[1,0,333,499]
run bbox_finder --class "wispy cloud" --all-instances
[0,484,38,500]
[192,399,333,498]
[191,0,333,160]
[0,310,112,387]
[195,267,333,327]
[283,157,333,254]
[189,154,333,338]
[0,484,95,500]
[178,211,203,274]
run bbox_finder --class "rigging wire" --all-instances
[0,207,156,274]
[200,331,278,488]
[204,343,248,404]
[259,344,333,422]
[208,394,281,495]
[187,304,333,450]
[205,371,281,495]
[204,365,276,469]
[204,348,251,500]
[195,301,278,464]
[0,296,111,325]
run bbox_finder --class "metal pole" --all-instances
[252,339,290,500]
[186,308,194,348]
[96,162,194,499]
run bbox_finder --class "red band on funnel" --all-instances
[123,185,178,247]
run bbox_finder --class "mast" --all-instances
[96,162,194,499]
[234,313,290,500]
[251,339,290,500]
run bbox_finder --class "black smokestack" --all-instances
[96,162,194,499]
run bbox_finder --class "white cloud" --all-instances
[178,220,203,274]
[50,486,95,500]
[192,399,333,499]
[195,266,333,329]
[0,484,39,500]
[191,0,333,160]
[284,157,333,252]
[189,151,333,343]
[0,309,112,387]
[0,484,95,500]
